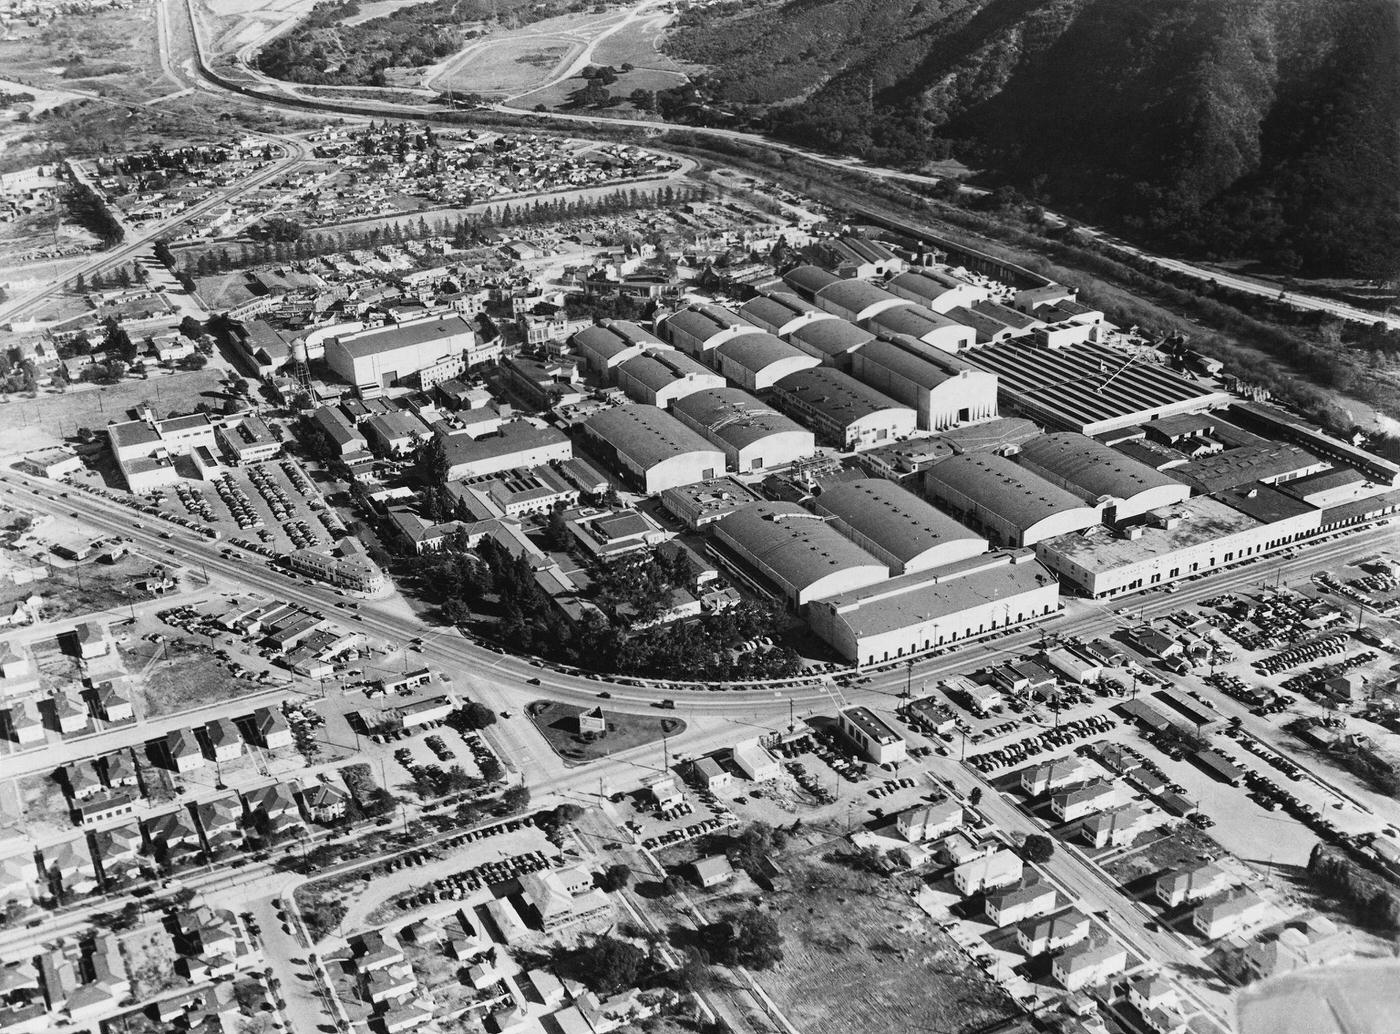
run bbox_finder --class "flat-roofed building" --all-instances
[812,478,986,574]
[850,338,997,431]
[1035,495,1323,598]
[712,501,887,607]
[808,551,1060,666]
[617,349,725,408]
[787,319,875,370]
[738,291,836,337]
[660,476,763,529]
[887,268,992,313]
[325,315,482,396]
[660,303,763,358]
[440,421,572,481]
[925,452,1103,547]
[1015,433,1192,521]
[770,367,916,451]
[714,333,820,391]
[571,320,668,379]
[837,705,907,764]
[672,388,815,473]
[865,306,976,354]
[310,406,366,456]
[583,404,724,494]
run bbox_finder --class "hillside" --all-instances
[665,0,1400,279]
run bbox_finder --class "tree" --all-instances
[1022,834,1054,863]
[598,863,631,892]
[453,700,497,730]
[968,788,983,806]
[501,785,530,813]
[565,936,645,995]
[660,874,686,897]
[479,757,505,784]
[708,907,783,970]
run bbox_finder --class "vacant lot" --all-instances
[0,553,168,622]
[726,853,1017,1034]
[528,699,684,765]
[122,639,263,717]
[120,925,187,1000]
[10,771,72,841]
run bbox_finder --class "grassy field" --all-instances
[435,36,574,96]
[0,554,168,623]
[0,7,163,101]
[707,852,1018,1034]
[10,771,72,842]
[528,700,684,765]
[0,368,227,457]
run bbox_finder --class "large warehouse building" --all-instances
[671,388,815,473]
[324,315,483,396]
[713,501,889,608]
[886,268,992,314]
[957,341,1231,435]
[812,280,910,324]
[714,333,821,391]
[769,368,917,451]
[808,551,1061,666]
[616,349,725,409]
[786,319,876,369]
[582,404,725,494]
[572,321,668,379]
[850,338,998,432]
[738,292,835,338]
[660,303,762,358]
[1015,433,1192,521]
[812,478,988,574]
[864,306,976,355]
[924,451,1103,547]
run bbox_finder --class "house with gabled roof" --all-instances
[242,781,304,838]
[194,794,244,851]
[252,706,293,750]
[143,809,201,865]
[203,717,243,763]
[1051,779,1115,822]
[92,680,133,723]
[51,691,89,735]
[91,823,143,887]
[164,728,205,774]
[303,782,349,824]
[1017,907,1089,956]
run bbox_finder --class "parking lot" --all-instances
[150,457,333,555]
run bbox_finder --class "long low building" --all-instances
[441,421,572,480]
[786,319,876,370]
[582,404,725,494]
[811,478,987,574]
[660,303,762,357]
[1035,495,1323,598]
[325,314,487,397]
[571,320,668,379]
[769,367,916,451]
[808,551,1061,666]
[925,451,1103,547]
[738,291,835,338]
[1014,432,1191,521]
[886,268,991,314]
[850,337,998,431]
[671,388,815,473]
[712,501,888,608]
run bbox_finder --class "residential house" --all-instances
[1230,915,1354,981]
[690,854,734,889]
[90,824,143,887]
[1020,756,1095,796]
[304,782,349,823]
[351,929,405,973]
[519,868,612,934]
[1155,862,1235,908]
[203,717,244,763]
[63,761,104,801]
[143,809,202,866]
[101,750,138,789]
[9,700,44,745]
[1017,908,1089,956]
[74,621,113,659]
[242,781,304,839]
[1192,889,1270,940]
[953,850,1024,895]
[1082,803,1154,849]
[74,792,136,826]
[52,692,89,736]
[194,795,244,852]
[985,879,1058,927]
[894,800,962,843]
[1051,780,1115,822]
[92,681,133,723]
[45,839,98,897]
[0,642,31,679]
[165,728,205,774]
[252,706,294,750]
[1053,938,1128,991]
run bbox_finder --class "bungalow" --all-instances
[45,839,97,896]
[1155,862,1235,908]
[101,749,138,789]
[52,692,89,735]
[1081,803,1154,849]
[953,849,1024,895]
[690,854,734,889]
[176,905,240,965]
[9,700,44,744]
[1051,780,1115,822]
[74,621,114,659]
[1128,974,1183,1025]
[985,879,1058,927]
[1017,907,1089,956]
[1020,756,1096,797]
[165,728,205,774]
[63,761,104,801]
[1192,889,1270,940]
[93,681,133,723]
[194,795,244,850]
[91,824,143,886]
[0,854,34,906]
[352,929,406,973]
[144,809,201,864]
[304,782,349,823]
[1053,938,1128,991]
[203,717,244,763]
[366,965,417,1005]
[242,781,304,838]
[252,706,294,750]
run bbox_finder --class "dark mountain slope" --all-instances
[667,0,1400,277]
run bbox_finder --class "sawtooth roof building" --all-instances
[809,551,1060,666]
[769,367,917,451]
[660,303,763,358]
[850,337,998,432]
[1015,432,1192,520]
[812,478,987,574]
[616,348,725,408]
[712,501,888,608]
[714,332,821,391]
[956,340,1231,435]
[582,404,725,494]
[738,291,836,338]
[671,388,815,473]
[924,451,1103,547]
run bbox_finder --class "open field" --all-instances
[121,638,263,717]
[0,367,227,457]
[528,699,684,765]
[9,770,72,841]
[1237,958,1400,1034]
[0,552,171,622]
[120,924,187,1000]
[435,35,574,97]
[0,6,164,102]
[705,851,1018,1034]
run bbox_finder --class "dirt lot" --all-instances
[715,851,1018,1034]
[120,924,187,1000]
[1103,824,1222,896]
[528,699,684,765]
[0,552,171,622]
[121,637,264,718]
[5,770,72,841]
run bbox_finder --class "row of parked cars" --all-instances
[967,714,1117,774]
[640,814,733,852]
[1255,633,1350,676]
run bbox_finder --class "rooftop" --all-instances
[672,388,811,451]
[1038,496,1261,567]
[584,403,723,469]
[331,314,473,359]
[926,451,1095,527]
[813,478,985,566]
[773,367,910,425]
